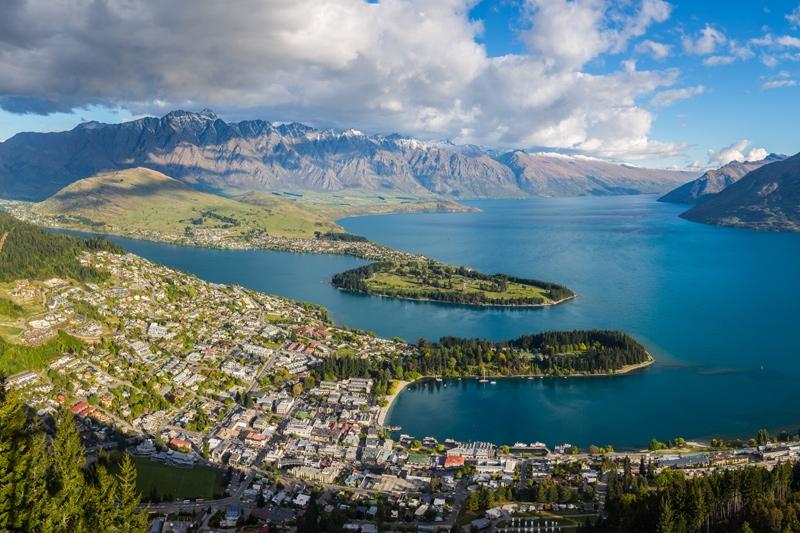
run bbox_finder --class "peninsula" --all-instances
[331,259,575,307]
[3,167,576,308]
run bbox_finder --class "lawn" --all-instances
[365,264,555,305]
[130,458,227,501]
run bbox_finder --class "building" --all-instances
[447,441,496,460]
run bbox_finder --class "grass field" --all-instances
[235,189,471,221]
[367,270,552,301]
[360,260,562,305]
[34,168,340,239]
[130,458,227,501]
[32,168,472,241]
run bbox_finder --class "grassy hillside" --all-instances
[236,189,474,220]
[0,210,121,282]
[33,167,340,239]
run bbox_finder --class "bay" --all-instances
[104,195,800,447]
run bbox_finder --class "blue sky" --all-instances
[1,0,799,169]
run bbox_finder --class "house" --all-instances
[169,437,192,451]
[293,493,311,507]
[443,455,465,468]
[471,517,491,530]
[274,398,295,415]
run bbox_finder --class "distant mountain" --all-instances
[681,152,800,232]
[498,151,695,197]
[659,154,786,204]
[0,109,697,201]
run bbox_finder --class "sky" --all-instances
[0,0,798,169]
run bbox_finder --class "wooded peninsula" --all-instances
[331,259,575,307]
[313,330,653,395]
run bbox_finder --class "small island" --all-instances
[331,259,575,307]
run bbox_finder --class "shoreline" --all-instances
[335,288,576,309]
[379,355,655,426]
[378,380,410,426]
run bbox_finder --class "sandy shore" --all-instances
[378,379,410,426]
[613,356,655,375]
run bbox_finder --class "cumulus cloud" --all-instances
[703,55,736,66]
[0,0,682,159]
[707,140,769,166]
[787,5,800,28]
[683,24,727,55]
[635,39,672,59]
[649,85,705,106]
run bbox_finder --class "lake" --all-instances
[108,195,800,447]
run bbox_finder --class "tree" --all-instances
[0,390,148,533]
[48,412,88,532]
[656,494,675,533]
[116,454,148,532]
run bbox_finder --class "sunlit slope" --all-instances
[33,167,339,238]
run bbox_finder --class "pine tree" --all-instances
[90,464,119,533]
[0,396,29,530]
[47,411,88,532]
[656,493,675,533]
[116,453,148,532]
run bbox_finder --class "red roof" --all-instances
[444,455,465,468]
[170,437,192,449]
[70,401,88,414]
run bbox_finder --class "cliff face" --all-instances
[0,109,696,201]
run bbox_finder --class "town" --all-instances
[4,249,800,532]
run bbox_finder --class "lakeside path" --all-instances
[378,380,410,426]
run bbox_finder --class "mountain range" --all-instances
[680,152,800,232]
[658,153,786,204]
[0,109,698,201]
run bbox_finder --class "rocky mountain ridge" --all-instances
[0,109,697,201]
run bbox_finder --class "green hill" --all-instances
[0,210,121,282]
[33,167,340,239]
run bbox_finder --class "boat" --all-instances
[490,380,497,385]
[478,378,489,383]
[435,377,443,382]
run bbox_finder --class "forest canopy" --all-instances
[0,211,122,282]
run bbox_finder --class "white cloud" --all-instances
[683,24,727,55]
[761,55,778,67]
[761,79,798,89]
[0,0,683,160]
[703,55,736,66]
[707,140,769,166]
[777,35,800,47]
[635,39,672,59]
[787,5,800,27]
[649,85,705,106]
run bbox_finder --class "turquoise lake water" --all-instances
[108,195,800,447]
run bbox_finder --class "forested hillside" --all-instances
[0,386,148,531]
[0,211,122,282]
[589,460,800,532]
